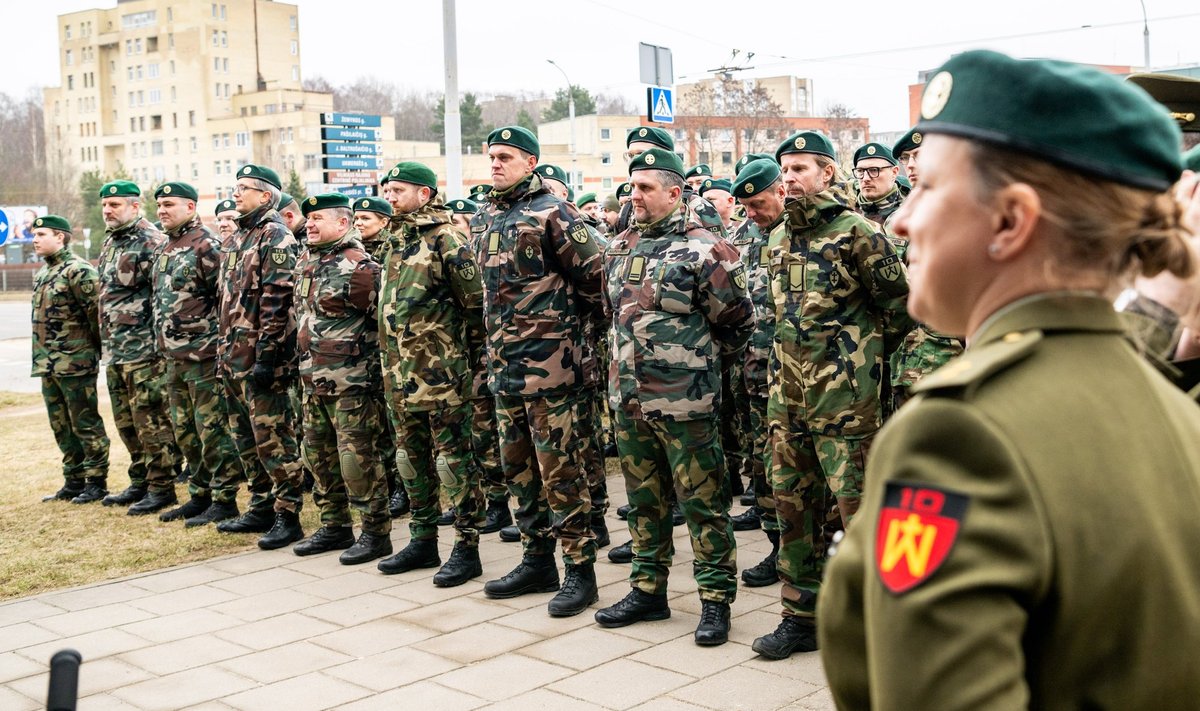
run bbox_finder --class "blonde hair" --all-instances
[969,143,1194,280]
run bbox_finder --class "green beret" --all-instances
[1184,144,1200,172]
[893,128,924,157]
[534,164,568,184]
[626,126,674,150]
[99,180,140,198]
[731,159,781,200]
[735,152,774,175]
[470,184,492,198]
[33,215,71,233]
[897,174,913,192]
[918,49,1183,191]
[603,194,620,211]
[278,192,297,209]
[628,147,684,178]
[776,132,836,162]
[236,164,281,189]
[487,125,540,159]
[214,199,237,215]
[381,161,438,191]
[576,192,597,208]
[853,143,898,166]
[1127,73,1200,133]
[154,182,198,201]
[685,164,712,179]
[449,198,480,214]
[699,178,732,197]
[300,192,351,217]
[616,182,632,197]
[353,196,393,217]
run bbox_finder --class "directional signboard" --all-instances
[336,185,376,198]
[321,114,383,193]
[325,170,380,185]
[321,126,380,142]
[647,86,674,124]
[322,142,382,156]
[323,156,381,171]
[321,112,382,128]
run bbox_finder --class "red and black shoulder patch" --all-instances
[875,482,968,594]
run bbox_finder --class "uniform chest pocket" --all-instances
[311,339,361,357]
[654,261,698,315]
[315,281,350,318]
[819,261,855,297]
[510,228,545,279]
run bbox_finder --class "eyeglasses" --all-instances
[852,166,889,179]
[622,149,645,162]
[232,184,263,195]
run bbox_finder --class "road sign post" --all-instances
[647,86,674,124]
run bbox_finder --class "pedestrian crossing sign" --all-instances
[647,86,674,124]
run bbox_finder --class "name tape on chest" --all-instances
[875,482,969,594]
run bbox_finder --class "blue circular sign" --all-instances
[0,210,10,247]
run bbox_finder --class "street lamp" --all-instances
[547,59,576,194]
[1140,0,1150,69]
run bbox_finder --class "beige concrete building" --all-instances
[677,75,814,118]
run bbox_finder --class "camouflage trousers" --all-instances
[303,392,391,535]
[769,425,871,618]
[373,390,399,495]
[390,400,483,546]
[616,412,738,603]
[470,395,507,504]
[747,392,778,532]
[720,362,750,497]
[577,386,609,515]
[495,393,595,565]
[41,373,110,485]
[166,359,241,503]
[224,376,304,513]
[107,360,175,493]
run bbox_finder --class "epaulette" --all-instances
[911,329,1042,396]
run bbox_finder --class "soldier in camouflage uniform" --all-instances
[684,163,714,191]
[214,199,239,241]
[472,126,605,617]
[616,128,726,240]
[94,181,177,515]
[735,153,913,660]
[594,149,756,646]
[214,164,306,551]
[853,143,905,227]
[375,162,489,587]
[150,182,243,526]
[352,196,406,518]
[291,193,392,564]
[31,215,110,504]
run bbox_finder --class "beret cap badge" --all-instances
[644,154,656,165]
[500,129,512,140]
[162,185,172,194]
[794,137,806,149]
[921,71,954,119]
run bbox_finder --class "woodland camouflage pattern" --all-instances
[858,186,905,228]
[152,214,222,361]
[32,248,101,377]
[98,217,165,366]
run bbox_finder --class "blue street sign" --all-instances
[321,112,382,128]
[0,210,9,247]
[648,86,674,124]
[322,156,381,171]
[336,185,376,198]
[322,142,382,156]
[321,126,379,142]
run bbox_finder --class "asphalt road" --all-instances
[0,301,40,393]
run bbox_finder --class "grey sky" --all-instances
[7,0,1200,132]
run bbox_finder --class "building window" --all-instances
[147,36,158,52]
[290,15,297,31]
[213,57,220,71]
[64,24,72,40]
[220,31,227,47]
[290,40,298,56]
[128,92,135,107]
[139,116,145,131]
[147,63,158,78]
[188,110,195,127]
[600,153,612,165]
[190,136,198,152]
[191,162,199,179]
[148,89,161,104]
[721,151,732,165]
[167,7,172,22]
[151,115,162,130]
[135,65,144,80]
[137,90,144,106]
[212,30,219,47]
[213,160,221,175]
[220,4,226,20]
[126,39,133,55]
[171,86,176,102]
[214,83,221,98]
[698,151,710,164]
[168,34,174,50]
[675,128,685,140]
[600,128,611,140]
[211,3,217,17]
[291,66,299,81]
[135,38,142,53]
[224,160,232,175]
[602,177,613,189]
[304,154,318,170]
[224,83,230,98]
[236,131,248,147]
[65,50,73,66]
[222,133,231,148]
[67,75,74,90]
[151,140,164,156]
[130,117,137,132]
[212,134,220,149]
[223,58,229,73]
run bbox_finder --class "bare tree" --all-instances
[595,92,636,116]
[823,102,859,170]
[677,77,790,171]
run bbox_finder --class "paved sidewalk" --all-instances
[0,488,833,711]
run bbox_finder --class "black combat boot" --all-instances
[293,525,355,556]
[607,540,633,564]
[187,501,240,528]
[127,488,178,516]
[436,507,456,526]
[742,530,780,587]
[102,484,146,507]
[340,531,393,565]
[432,541,482,587]
[594,588,670,628]
[43,482,84,502]
[70,481,107,504]
[377,538,440,575]
[590,513,610,549]
[483,554,559,599]
[616,504,631,520]
[694,601,732,646]
[752,617,818,659]
[498,525,521,543]
[257,510,304,550]
[671,503,685,527]
[388,488,410,518]
[480,500,512,534]
[731,505,762,531]
[216,506,274,533]
[547,563,598,617]
[158,494,211,522]
[739,482,756,507]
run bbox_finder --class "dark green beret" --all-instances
[626,126,674,150]
[154,182,198,201]
[735,152,774,175]
[278,192,297,209]
[300,192,351,217]
[731,159,781,200]
[1184,144,1200,172]
[534,164,568,184]
[353,196,393,217]
[685,164,712,179]
[1127,73,1200,133]
[567,186,575,203]
[236,164,281,189]
[449,198,480,214]
[776,132,836,162]
[893,128,924,157]
[629,148,684,178]
[853,143,898,166]
[470,184,492,198]
[33,215,72,233]
[917,49,1183,191]
[699,178,732,197]
[487,125,540,159]
[381,161,438,191]
[897,174,912,192]
[99,180,140,198]
[214,199,236,215]
[576,192,598,208]
[616,182,632,197]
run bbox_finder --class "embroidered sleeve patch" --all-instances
[269,248,288,266]
[731,264,747,290]
[873,254,903,283]
[569,222,591,245]
[876,482,968,594]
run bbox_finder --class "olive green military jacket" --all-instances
[818,293,1200,710]
[32,248,101,377]
[730,215,777,399]
[98,217,166,366]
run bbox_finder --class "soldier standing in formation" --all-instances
[853,143,904,227]
[32,215,110,505]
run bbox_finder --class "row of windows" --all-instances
[210,132,249,149]
[64,47,97,65]
[126,36,159,55]
[78,122,98,137]
[63,21,94,40]
[81,146,98,163]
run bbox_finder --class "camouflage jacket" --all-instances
[381,200,485,411]
[360,228,392,263]
[616,186,727,239]
[152,214,222,361]
[296,230,381,397]
[858,185,905,228]
[730,213,780,397]
[767,190,913,435]
[470,173,605,398]
[98,217,165,366]
[217,204,299,379]
[888,240,962,394]
[604,200,755,421]
[32,248,101,377]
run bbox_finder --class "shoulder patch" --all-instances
[455,262,478,282]
[872,253,904,283]
[731,264,747,290]
[876,481,969,594]
[912,330,1042,395]
[80,280,95,295]
[269,248,288,265]
[569,222,591,245]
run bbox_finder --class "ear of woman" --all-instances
[987,183,1041,260]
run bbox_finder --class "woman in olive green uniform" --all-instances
[818,50,1200,710]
